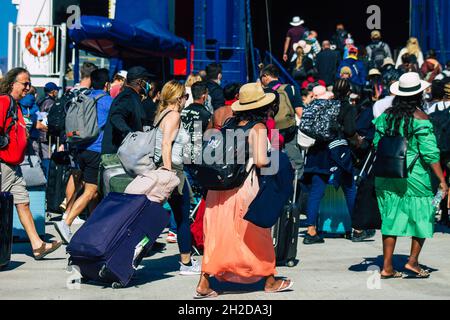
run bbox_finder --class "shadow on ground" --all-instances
[348,255,439,274]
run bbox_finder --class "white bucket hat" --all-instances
[290,16,305,27]
[390,72,431,97]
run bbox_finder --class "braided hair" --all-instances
[333,79,351,101]
[385,93,422,137]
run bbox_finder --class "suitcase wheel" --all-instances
[112,282,123,289]
[287,260,296,268]
[99,265,108,279]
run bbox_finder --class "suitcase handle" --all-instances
[293,170,299,204]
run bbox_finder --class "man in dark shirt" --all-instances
[331,23,348,56]
[283,16,307,62]
[181,81,212,164]
[101,66,151,155]
[205,63,225,111]
[316,40,342,87]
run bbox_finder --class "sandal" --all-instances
[193,290,219,300]
[404,268,430,279]
[380,271,404,280]
[265,280,294,293]
[33,241,62,261]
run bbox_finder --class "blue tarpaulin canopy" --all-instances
[68,16,188,59]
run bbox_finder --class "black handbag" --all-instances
[373,126,427,179]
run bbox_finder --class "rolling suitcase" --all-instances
[46,151,71,214]
[272,170,300,267]
[0,167,14,269]
[109,174,134,194]
[99,154,126,197]
[67,193,169,288]
[13,187,46,241]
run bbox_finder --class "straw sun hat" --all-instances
[232,83,276,112]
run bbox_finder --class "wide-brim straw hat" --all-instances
[293,40,312,54]
[290,16,305,27]
[232,83,276,112]
[390,72,431,97]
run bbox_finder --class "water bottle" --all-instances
[432,189,444,211]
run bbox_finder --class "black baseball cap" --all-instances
[126,66,153,82]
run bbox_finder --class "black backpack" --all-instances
[373,126,427,179]
[370,43,388,69]
[47,93,72,137]
[189,119,260,191]
[47,89,88,137]
[430,105,450,156]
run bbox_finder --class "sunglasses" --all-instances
[16,81,32,88]
[180,93,189,100]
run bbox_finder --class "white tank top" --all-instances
[153,111,190,166]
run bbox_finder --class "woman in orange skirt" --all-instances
[195,83,294,298]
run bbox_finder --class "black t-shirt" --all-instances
[181,103,212,162]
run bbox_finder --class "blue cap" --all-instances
[44,82,61,93]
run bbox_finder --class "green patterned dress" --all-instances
[373,114,440,239]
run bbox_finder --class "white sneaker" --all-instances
[62,214,85,225]
[54,220,73,244]
[179,258,201,276]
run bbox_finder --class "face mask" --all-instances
[142,81,151,96]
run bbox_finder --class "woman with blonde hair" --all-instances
[396,37,424,68]
[290,44,314,83]
[185,73,202,106]
[153,80,198,275]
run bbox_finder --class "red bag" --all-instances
[190,199,206,251]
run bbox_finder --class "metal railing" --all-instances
[264,51,299,90]
[188,43,247,83]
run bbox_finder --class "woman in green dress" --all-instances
[374,72,448,279]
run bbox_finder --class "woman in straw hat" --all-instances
[195,83,293,298]
[374,72,448,279]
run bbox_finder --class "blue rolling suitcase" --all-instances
[67,193,169,288]
[13,187,46,241]
[318,186,352,238]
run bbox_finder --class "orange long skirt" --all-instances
[202,170,277,284]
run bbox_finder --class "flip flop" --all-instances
[380,271,404,280]
[33,241,62,261]
[265,280,294,293]
[404,268,430,279]
[193,290,219,300]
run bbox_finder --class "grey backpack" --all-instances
[65,92,106,145]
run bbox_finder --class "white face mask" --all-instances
[217,79,222,86]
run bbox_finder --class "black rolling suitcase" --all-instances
[0,166,14,269]
[46,151,71,214]
[272,170,300,267]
